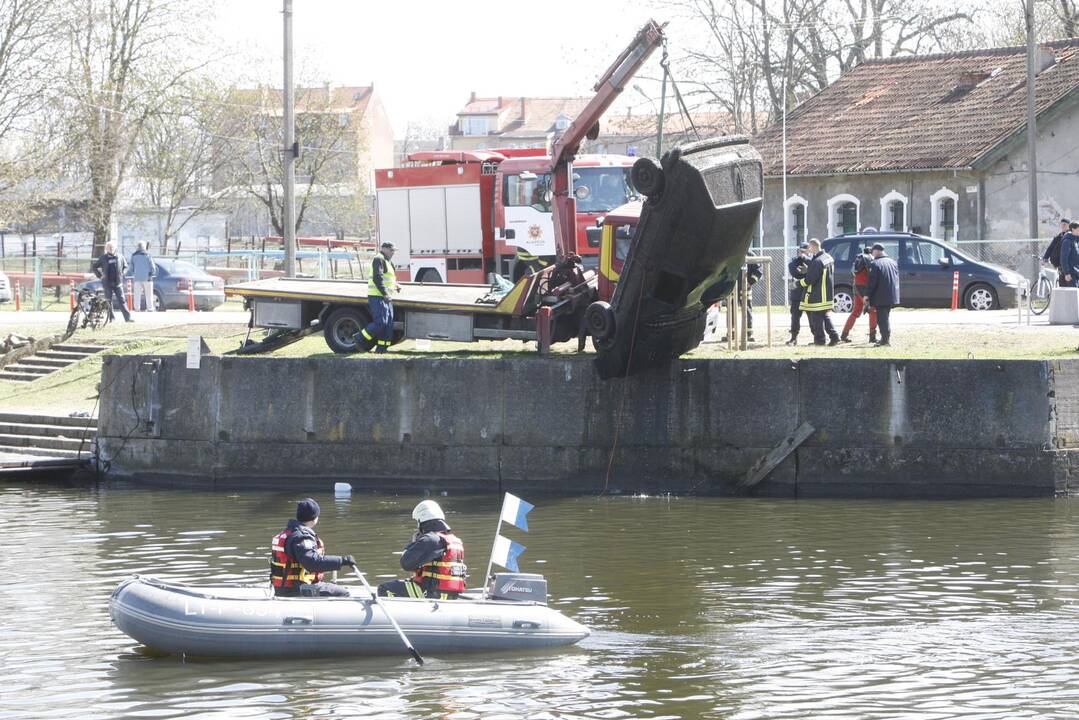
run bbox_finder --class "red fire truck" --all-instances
[374,149,639,284]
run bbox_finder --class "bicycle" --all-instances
[63,287,113,340]
[1028,255,1056,316]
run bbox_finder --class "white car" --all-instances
[0,270,11,304]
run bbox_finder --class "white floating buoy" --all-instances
[334,482,352,498]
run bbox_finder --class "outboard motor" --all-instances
[487,573,548,604]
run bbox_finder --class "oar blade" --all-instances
[408,646,425,666]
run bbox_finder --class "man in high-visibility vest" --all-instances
[799,238,840,346]
[356,241,398,353]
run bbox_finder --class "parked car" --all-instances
[77,258,225,311]
[0,270,11,304]
[822,232,1025,311]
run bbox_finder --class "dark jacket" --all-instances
[852,251,873,290]
[400,531,449,572]
[92,252,127,286]
[283,519,346,573]
[867,255,901,307]
[1060,232,1079,280]
[371,254,393,297]
[1044,232,1066,267]
[799,250,835,311]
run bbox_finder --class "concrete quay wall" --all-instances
[96,355,1079,498]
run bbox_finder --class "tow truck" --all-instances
[226,19,764,378]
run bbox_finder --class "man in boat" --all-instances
[270,498,356,597]
[377,500,466,600]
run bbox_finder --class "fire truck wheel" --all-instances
[323,306,372,354]
[631,157,664,198]
[586,300,616,343]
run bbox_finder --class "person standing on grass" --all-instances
[91,241,132,323]
[786,242,810,345]
[799,238,840,346]
[1061,223,1079,288]
[840,244,878,344]
[129,241,157,312]
[866,243,900,347]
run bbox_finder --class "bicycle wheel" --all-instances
[64,306,82,339]
[1029,276,1052,315]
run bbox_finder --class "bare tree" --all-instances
[60,0,211,256]
[222,84,367,239]
[133,81,235,253]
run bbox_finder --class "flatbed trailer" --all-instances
[226,269,594,355]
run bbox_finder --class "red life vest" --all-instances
[414,531,466,594]
[270,527,325,594]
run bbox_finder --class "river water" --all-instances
[3,485,1079,719]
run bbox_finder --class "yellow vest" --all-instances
[368,252,398,297]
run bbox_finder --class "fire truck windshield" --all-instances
[573,167,638,213]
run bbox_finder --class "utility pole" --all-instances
[282,0,297,277]
[1025,0,1039,240]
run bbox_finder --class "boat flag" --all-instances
[491,534,526,572]
[499,492,534,532]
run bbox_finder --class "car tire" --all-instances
[154,290,166,312]
[631,157,665,197]
[833,286,854,314]
[964,283,998,311]
[323,306,373,354]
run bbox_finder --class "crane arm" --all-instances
[549,19,666,258]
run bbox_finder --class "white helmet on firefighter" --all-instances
[412,500,445,524]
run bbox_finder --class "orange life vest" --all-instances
[414,531,466,594]
[270,526,325,594]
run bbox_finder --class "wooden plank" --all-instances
[738,421,815,490]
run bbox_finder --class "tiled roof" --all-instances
[454,96,592,136]
[752,39,1079,176]
[601,111,755,138]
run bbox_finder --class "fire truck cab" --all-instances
[374,150,638,285]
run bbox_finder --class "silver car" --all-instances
[0,270,11,304]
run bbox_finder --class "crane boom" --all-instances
[549,20,666,259]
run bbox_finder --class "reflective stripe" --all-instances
[414,531,466,594]
[270,528,325,592]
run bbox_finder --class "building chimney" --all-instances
[520,97,526,119]
[1035,45,1056,75]
[497,95,503,108]
[469,91,476,103]
[956,70,990,88]
[324,81,331,101]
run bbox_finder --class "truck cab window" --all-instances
[504,173,552,213]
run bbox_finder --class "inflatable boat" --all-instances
[109,574,589,659]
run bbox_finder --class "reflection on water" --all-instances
[3,486,1079,719]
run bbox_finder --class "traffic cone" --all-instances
[126,278,134,311]
[14,281,20,311]
[70,286,76,311]
[187,283,196,312]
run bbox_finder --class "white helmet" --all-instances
[412,500,445,524]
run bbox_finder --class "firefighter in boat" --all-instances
[270,498,356,597]
[355,241,399,353]
[378,500,467,600]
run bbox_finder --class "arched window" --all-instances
[930,187,959,241]
[784,194,808,247]
[827,193,860,237]
[879,190,908,232]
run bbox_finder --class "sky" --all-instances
[215,0,676,136]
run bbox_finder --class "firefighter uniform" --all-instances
[270,500,352,597]
[787,250,809,344]
[800,249,840,345]
[359,249,398,353]
[512,247,549,282]
[378,501,467,600]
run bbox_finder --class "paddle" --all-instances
[350,565,424,666]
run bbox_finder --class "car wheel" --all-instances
[965,283,998,311]
[833,286,854,314]
[154,290,166,312]
[323,306,372,353]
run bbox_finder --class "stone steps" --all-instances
[1,344,105,383]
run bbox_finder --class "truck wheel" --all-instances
[631,157,665,197]
[323,306,372,353]
[586,301,616,343]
